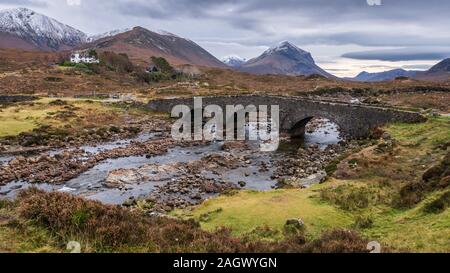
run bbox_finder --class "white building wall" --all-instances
[70,52,99,64]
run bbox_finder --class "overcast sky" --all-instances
[1,0,449,77]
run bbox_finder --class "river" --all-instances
[0,118,341,205]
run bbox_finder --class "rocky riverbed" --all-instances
[0,118,358,214]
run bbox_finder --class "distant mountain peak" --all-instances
[0,7,86,51]
[351,68,417,82]
[222,55,246,67]
[259,41,315,65]
[268,41,305,53]
[239,41,332,78]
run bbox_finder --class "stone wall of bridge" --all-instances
[147,95,426,138]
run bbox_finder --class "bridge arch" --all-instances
[147,95,426,139]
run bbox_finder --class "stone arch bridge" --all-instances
[147,95,426,138]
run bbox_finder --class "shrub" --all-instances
[151,56,175,74]
[48,99,68,106]
[15,189,379,253]
[17,188,251,252]
[100,51,135,73]
[0,199,12,209]
[198,208,223,223]
[320,184,390,211]
[44,77,63,82]
[138,71,167,83]
[59,60,74,67]
[394,181,426,208]
[423,191,450,214]
[396,153,449,208]
[291,230,370,253]
[283,219,305,236]
[244,225,281,241]
[353,214,374,229]
[109,126,120,133]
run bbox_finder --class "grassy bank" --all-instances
[0,98,126,137]
[0,189,373,253]
[173,188,353,240]
[176,117,450,252]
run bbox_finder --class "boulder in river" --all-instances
[104,169,150,188]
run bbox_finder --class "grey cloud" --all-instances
[0,0,46,6]
[2,0,450,67]
[402,64,433,70]
[109,0,450,49]
[342,48,450,61]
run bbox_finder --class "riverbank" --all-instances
[173,117,450,252]
[0,97,448,253]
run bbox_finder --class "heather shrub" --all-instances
[423,191,450,214]
[320,184,391,211]
[17,188,250,252]
[300,230,370,253]
[395,152,449,208]
[394,181,425,208]
[16,188,376,253]
[353,214,374,229]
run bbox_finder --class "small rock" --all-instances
[285,218,305,230]
[238,181,247,188]
[9,185,22,190]
[381,132,392,140]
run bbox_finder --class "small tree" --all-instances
[151,56,174,74]
[88,49,98,58]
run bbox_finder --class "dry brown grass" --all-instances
[1,48,450,104]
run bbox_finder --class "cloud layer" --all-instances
[0,0,448,76]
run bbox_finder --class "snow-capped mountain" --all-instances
[238,41,334,78]
[350,69,418,82]
[88,28,181,43]
[84,26,226,68]
[87,28,132,43]
[0,7,87,51]
[222,55,246,67]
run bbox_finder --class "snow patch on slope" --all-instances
[0,7,87,49]
[87,28,132,42]
[222,55,246,67]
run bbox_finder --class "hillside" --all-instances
[0,8,86,51]
[82,26,226,68]
[350,69,418,82]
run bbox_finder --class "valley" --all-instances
[0,6,449,255]
[0,91,448,253]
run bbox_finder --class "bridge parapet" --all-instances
[147,95,426,138]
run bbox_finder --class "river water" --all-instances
[0,119,341,205]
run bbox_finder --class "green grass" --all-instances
[362,190,450,253]
[174,188,354,240]
[0,97,140,137]
[0,225,61,253]
[0,107,52,137]
[175,118,450,251]
[0,205,61,253]
[385,116,450,149]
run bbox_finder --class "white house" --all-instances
[70,52,99,64]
